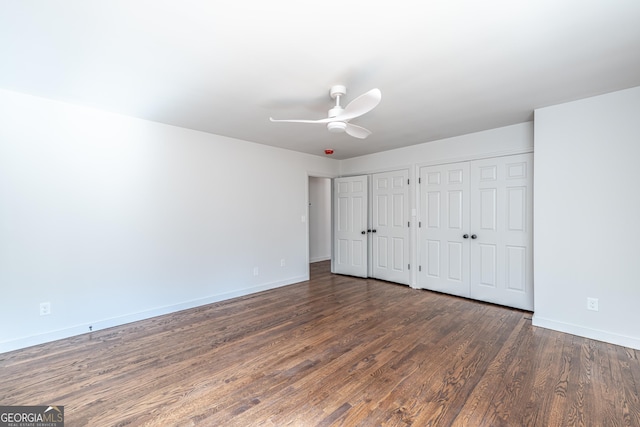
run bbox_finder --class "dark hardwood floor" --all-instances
[1,261,639,426]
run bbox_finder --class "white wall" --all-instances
[0,89,339,353]
[533,86,640,350]
[308,177,331,263]
[340,122,534,176]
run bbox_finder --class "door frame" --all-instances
[306,172,336,279]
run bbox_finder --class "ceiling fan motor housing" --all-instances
[328,106,344,118]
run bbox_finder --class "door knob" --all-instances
[463,234,469,239]
[367,229,372,233]
[372,229,377,233]
[361,231,366,235]
[471,234,477,239]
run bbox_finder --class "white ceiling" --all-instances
[2,1,640,159]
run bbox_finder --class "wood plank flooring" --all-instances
[1,261,639,426]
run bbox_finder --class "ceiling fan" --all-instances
[269,85,381,139]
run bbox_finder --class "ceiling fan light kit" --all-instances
[269,85,381,139]
[327,121,347,133]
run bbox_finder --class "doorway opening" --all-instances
[308,176,332,266]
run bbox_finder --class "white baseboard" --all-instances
[310,256,331,263]
[0,275,308,354]
[532,315,640,350]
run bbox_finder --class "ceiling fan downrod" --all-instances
[328,85,347,132]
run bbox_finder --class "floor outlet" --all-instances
[253,267,259,276]
[280,259,286,267]
[587,297,599,311]
[40,302,51,316]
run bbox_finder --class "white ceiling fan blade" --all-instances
[332,88,381,122]
[269,117,326,124]
[345,123,372,139]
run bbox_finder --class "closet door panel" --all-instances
[333,176,368,278]
[371,170,410,285]
[418,163,470,297]
[470,154,533,310]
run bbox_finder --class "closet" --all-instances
[418,153,533,310]
[333,170,411,285]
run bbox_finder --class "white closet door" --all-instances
[469,154,533,310]
[333,176,368,278]
[371,170,410,285]
[418,163,470,297]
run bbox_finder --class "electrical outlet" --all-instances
[253,267,259,276]
[280,258,286,267]
[40,302,51,316]
[587,297,599,311]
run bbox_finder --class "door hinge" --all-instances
[408,221,410,228]
[408,264,410,270]
[407,178,410,185]
[419,177,421,184]
[419,265,422,272]
[419,221,422,228]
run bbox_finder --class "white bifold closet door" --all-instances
[334,171,410,285]
[334,175,368,278]
[370,170,410,285]
[418,153,533,310]
[418,162,471,297]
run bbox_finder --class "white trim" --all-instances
[307,170,337,179]
[532,315,640,350]
[0,275,308,354]
[416,148,534,169]
[338,163,414,178]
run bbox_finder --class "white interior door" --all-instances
[333,176,368,278]
[418,163,470,297]
[469,154,533,310]
[371,170,410,285]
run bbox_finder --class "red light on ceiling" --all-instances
[324,149,334,155]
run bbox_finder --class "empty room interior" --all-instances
[1,1,640,426]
